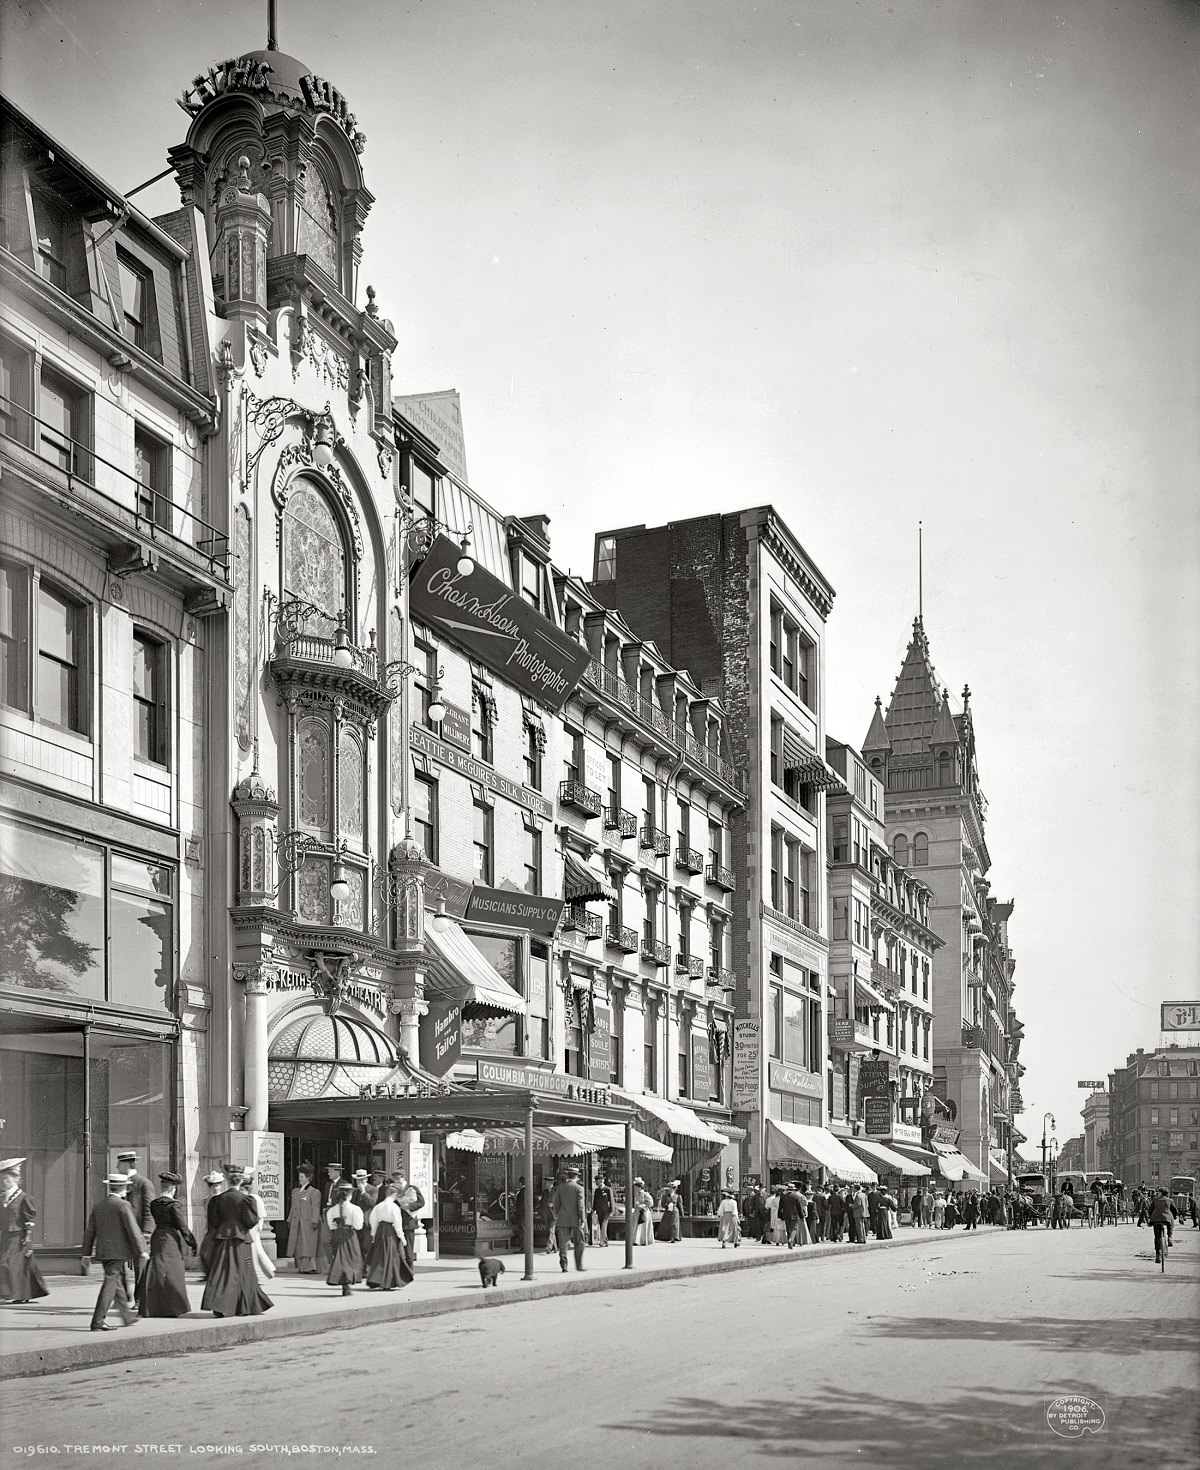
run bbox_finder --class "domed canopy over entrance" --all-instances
[267,1011,396,1102]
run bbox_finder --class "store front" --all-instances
[765,1119,876,1187]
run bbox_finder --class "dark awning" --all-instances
[563,851,617,903]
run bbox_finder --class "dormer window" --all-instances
[32,192,69,291]
[117,251,154,354]
[595,535,617,581]
[519,552,540,609]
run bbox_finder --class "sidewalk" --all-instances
[0,1224,991,1380]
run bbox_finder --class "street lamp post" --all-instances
[1041,1111,1055,1187]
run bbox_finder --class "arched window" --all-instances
[284,480,347,637]
[938,752,952,785]
[912,832,929,866]
[892,834,909,866]
[338,727,364,847]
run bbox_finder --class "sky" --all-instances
[3,0,1197,1158]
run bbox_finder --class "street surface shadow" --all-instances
[611,1383,1198,1464]
[861,1316,1199,1355]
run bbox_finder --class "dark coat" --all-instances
[124,1175,154,1233]
[778,1189,805,1224]
[82,1194,146,1263]
[205,1185,259,1241]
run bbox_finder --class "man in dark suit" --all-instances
[778,1181,806,1249]
[81,1173,148,1331]
[118,1151,153,1293]
[548,1165,587,1273]
[315,1161,344,1273]
[867,1184,882,1238]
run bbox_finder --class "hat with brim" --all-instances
[334,1182,354,1196]
[204,1171,225,1186]
[223,1163,246,1178]
[116,1151,137,1163]
[0,1157,25,1171]
[158,1171,182,1185]
[352,1170,369,1180]
[105,1173,130,1187]
[632,1177,644,1185]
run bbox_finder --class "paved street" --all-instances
[3,1224,1196,1469]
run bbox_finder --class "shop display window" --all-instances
[0,1031,85,1246]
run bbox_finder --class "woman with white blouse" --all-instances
[364,1182,413,1291]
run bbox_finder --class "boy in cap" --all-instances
[81,1173,147,1330]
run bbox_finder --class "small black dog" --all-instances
[478,1256,505,1289]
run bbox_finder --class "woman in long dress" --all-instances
[364,1182,414,1290]
[200,1163,273,1317]
[325,1183,364,1296]
[286,1164,321,1273]
[633,1181,655,1246]
[241,1170,277,1283]
[0,1159,48,1303]
[197,1170,225,1278]
[877,1190,896,1240]
[766,1187,785,1245]
[657,1181,683,1242]
[138,1172,196,1318]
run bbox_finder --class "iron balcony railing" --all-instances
[605,924,639,954]
[706,863,736,892]
[562,905,602,939]
[559,780,603,817]
[583,659,743,790]
[707,966,735,990]
[604,805,638,838]
[685,954,705,980]
[675,844,705,874]
[640,825,671,857]
[871,958,903,994]
[1,395,230,578]
[641,936,672,967]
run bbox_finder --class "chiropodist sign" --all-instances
[409,535,591,711]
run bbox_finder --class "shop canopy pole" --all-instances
[523,1101,535,1282]
[624,1118,634,1269]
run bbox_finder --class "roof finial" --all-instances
[874,695,882,711]
[917,519,923,625]
[267,0,279,50]
[962,682,971,710]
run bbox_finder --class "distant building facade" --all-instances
[1108,1045,1200,1189]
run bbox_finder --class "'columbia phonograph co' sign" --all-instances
[409,536,591,712]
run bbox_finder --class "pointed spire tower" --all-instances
[861,694,891,784]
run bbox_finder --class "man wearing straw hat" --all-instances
[81,1172,148,1331]
[548,1164,587,1273]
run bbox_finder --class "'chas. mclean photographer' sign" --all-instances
[409,535,590,711]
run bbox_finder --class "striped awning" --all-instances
[782,727,846,790]
[844,1136,931,1177]
[446,1127,596,1156]
[563,851,617,904]
[765,1120,876,1184]
[554,1124,674,1161]
[423,919,525,1015]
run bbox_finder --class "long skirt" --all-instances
[249,1232,276,1281]
[877,1211,894,1240]
[315,1217,333,1273]
[326,1222,363,1286]
[634,1210,654,1246]
[0,1237,49,1301]
[364,1221,413,1290]
[201,1240,273,1316]
[138,1229,191,1317]
[656,1207,681,1242]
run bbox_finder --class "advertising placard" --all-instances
[830,1018,855,1045]
[1161,1002,1200,1032]
[768,1060,824,1098]
[438,701,471,751]
[409,535,591,711]
[858,1058,892,1097]
[589,1004,612,1083]
[420,1000,462,1077]
[1076,1080,1107,1090]
[732,1019,760,1110]
[691,1032,713,1101]
[407,1142,434,1221]
[229,1131,284,1219]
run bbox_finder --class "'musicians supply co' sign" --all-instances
[409,535,590,711]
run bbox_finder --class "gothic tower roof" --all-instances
[930,687,961,747]
[882,616,949,758]
[862,695,891,754]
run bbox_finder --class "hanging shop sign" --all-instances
[409,535,591,711]
[438,701,472,751]
[858,1058,893,1097]
[768,1061,824,1098]
[476,1057,611,1105]
[589,1004,612,1084]
[691,1032,713,1102]
[1076,1080,1107,1090]
[420,1001,462,1078]
[864,1097,892,1137]
[465,887,565,936]
[732,1020,760,1110]
[412,725,553,819]
[830,1019,855,1045]
[889,1121,923,1146]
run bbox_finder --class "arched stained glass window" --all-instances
[284,481,346,637]
[338,728,364,846]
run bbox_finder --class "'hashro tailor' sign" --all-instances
[409,536,590,711]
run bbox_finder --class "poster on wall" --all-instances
[732,1019,760,1110]
[229,1131,284,1219]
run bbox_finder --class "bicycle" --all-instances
[1153,1221,1172,1272]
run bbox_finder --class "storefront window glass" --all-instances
[0,823,104,997]
[88,1032,172,1204]
[0,1031,86,1246]
[462,933,522,1055]
[781,989,808,1066]
[109,890,173,1010]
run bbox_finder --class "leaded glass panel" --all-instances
[297,717,330,833]
[338,728,363,845]
[284,482,345,636]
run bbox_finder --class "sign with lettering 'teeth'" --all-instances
[409,535,590,711]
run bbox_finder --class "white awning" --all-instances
[930,1141,989,1183]
[844,1136,931,1177]
[765,1120,877,1184]
[423,919,525,1015]
[554,1124,673,1162]
[615,1090,727,1145]
[445,1127,595,1156]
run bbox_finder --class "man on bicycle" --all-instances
[1147,1189,1177,1263]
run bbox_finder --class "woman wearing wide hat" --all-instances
[325,1181,364,1296]
[138,1172,196,1318]
[286,1162,322,1273]
[364,1181,414,1291]
[0,1158,48,1303]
